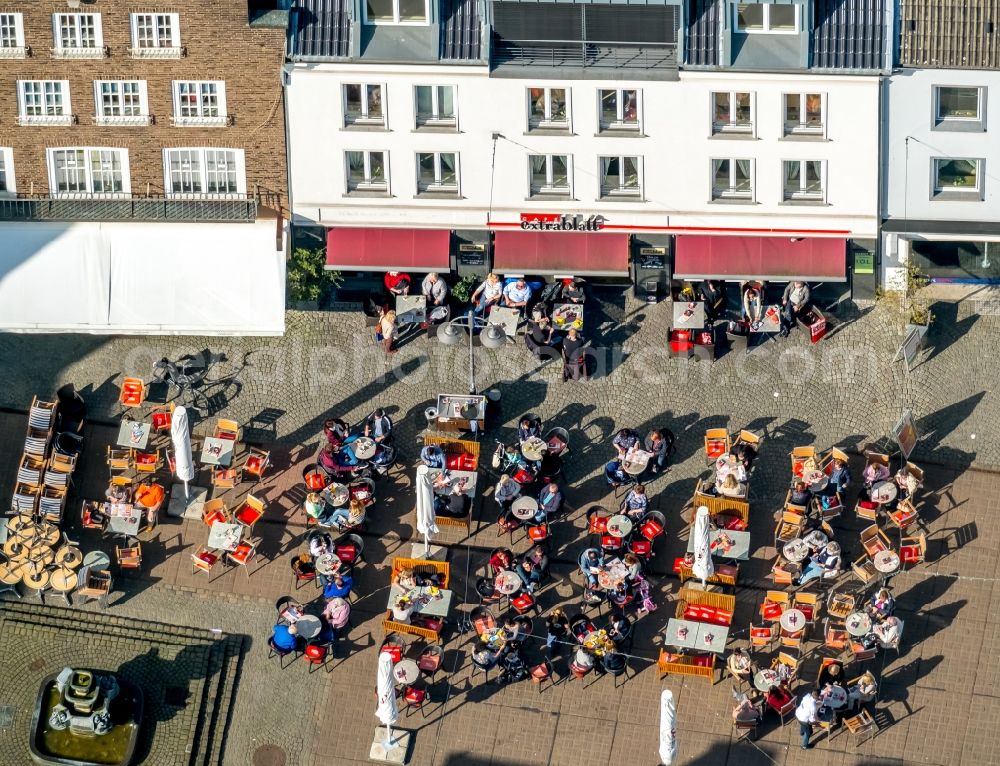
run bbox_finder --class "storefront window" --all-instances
[910,240,1000,282]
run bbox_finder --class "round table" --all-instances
[623,457,649,476]
[9,523,40,545]
[393,658,420,685]
[754,668,780,692]
[597,570,623,590]
[845,612,872,637]
[296,615,322,640]
[823,685,848,709]
[779,608,806,633]
[353,437,377,460]
[25,548,54,571]
[8,514,34,530]
[511,496,539,521]
[495,570,522,595]
[315,553,342,576]
[82,550,112,571]
[22,568,49,591]
[2,539,28,561]
[38,522,60,546]
[50,568,78,593]
[871,481,898,504]
[606,515,633,538]
[873,550,900,574]
[325,483,350,507]
[0,560,22,585]
[520,437,547,462]
[782,538,810,563]
[55,547,83,569]
[803,530,829,550]
[805,470,829,492]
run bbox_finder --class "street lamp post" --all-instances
[436,309,507,395]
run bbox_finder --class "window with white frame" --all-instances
[17,80,72,125]
[417,152,458,193]
[599,156,641,198]
[932,158,983,198]
[784,93,824,135]
[712,91,753,134]
[414,85,456,128]
[344,84,385,127]
[129,13,182,56]
[345,150,388,193]
[0,13,26,57]
[528,87,569,130]
[783,160,824,201]
[52,13,103,56]
[711,158,753,200]
[163,148,245,197]
[734,3,798,33]
[172,81,227,126]
[364,0,429,24]
[0,147,15,196]
[529,154,571,196]
[47,148,129,196]
[94,81,148,125]
[934,86,986,127]
[599,89,640,132]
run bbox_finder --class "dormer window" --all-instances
[364,0,429,25]
[734,3,798,34]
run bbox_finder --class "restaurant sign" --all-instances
[519,213,607,231]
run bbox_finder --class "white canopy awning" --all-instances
[0,220,285,335]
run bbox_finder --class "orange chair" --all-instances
[750,623,777,650]
[227,541,257,576]
[116,544,143,573]
[150,402,175,432]
[212,466,242,490]
[900,533,927,567]
[119,377,145,409]
[304,641,329,673]
[242,447,270,481]
[823,619,849,651]
[235,495,264,531]
[134,449,161,474]
[215,418,241,441]
[191,546,218,576]
[201,499,228,526]
[530,660,553,693]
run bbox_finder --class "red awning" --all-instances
[674,236,847,282]
[492,231,630,277]
[325,228,450,272]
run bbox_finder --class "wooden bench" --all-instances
[675,586,737,620]
[678,561,739,588]
[657,648,716,684]
[391,557,450,588]
[423,435,479,530]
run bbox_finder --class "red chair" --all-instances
[586,507,610,537]
[227,542,257,577]
[600,534,622,554]
[235,495,265,531]
[511,593,537,616]
[629,539,652,558]
[639,511,666,547]
[418,644,443,682]
[304,641,329,673]
[528,524,549,544]
[191,546,218,577]
[380,642,403,663]
[242,447,270,481]
[403,685,427,716]
[305,471,327,491]
[530,660,553,693]
[119,377,145,409]
[201,499,228,527]
[150,403,174,432]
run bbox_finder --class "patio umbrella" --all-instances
[171,405,195,498]
[375,650,399,749]
[692,505,714,586]
[414,464,438,557]
[659,689,678,765]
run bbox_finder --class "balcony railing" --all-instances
[129,45,186,58]
[492,41,677,71]
[0,45,30,58]
[50,44,110,58]
[0,194,257,223]
[15,113,78,127]
[169,113,235,127]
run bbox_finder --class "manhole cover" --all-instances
[29,658,45,671]
[163,687,189,707]
[0,705,14,730]
[253,745,287,766]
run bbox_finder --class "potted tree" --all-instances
[286,247,343,310]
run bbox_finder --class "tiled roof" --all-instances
[685,0,720,67]
[289,0,351,59]
[812,0,888,71]
[899,0,1000,69]
[440,0,483,60]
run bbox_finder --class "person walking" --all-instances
[795,690,821,749]
[376,309,397,354]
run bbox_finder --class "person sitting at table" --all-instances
[873,615,903,647]
[717,473,747,498]
[867,588,895,621]
[699,279,727,323]
[499,442,534,477]
[827,458,851,497]
[847,672,878,709]
[727,648,754,684]
[561,328,587,382]
[765,684,794,714]
[780,281,811,336]
[303,492,330,524]
[607,611,631,644]
[742,285,764,327]
[421,272,448,306]
[604,458,629,487]
[489,547,515,574]
[545,608,570,653]
[613,428,640,459]
[732,696,762,725]
[644,430,671,474]
[393,567,419,590]
[621,553,642,583]
[891,468,921,506]
[327,498,366,531]
[322,596,351,631]
[318,443,352,476]
[536,482,563,521]
[494,474,520,510]
[730,441,757,470]
[271,623,300,653]
[517,416,542,443]
[106,482,131,503]
[323,572,353,600]
[607,581,631,610]
[579,548,605,588]
[363,408,393,443]
[436,487,471,519]
[715,454,747,486]
[798,541,840,585]
[861,460,891,497]
[134,481,165,527]
[789,481,811,506]
[498,641,528,684]
[471,273,504,316]
[524,314,557,361]
[620,484,648,519]
[818,660,845,688]
[308,530,335,583]
[502,278,533,310]
[420,444,444,468]
[323,417,350,449]
[514,557,543,593]
[384,271,411,297]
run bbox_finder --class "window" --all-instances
[599,89,639,132]
[529,154,571,196]
[783,160,824,201]
[52,13,103,56]
[344,84,385,127]
[934,86,986,130]
[784,93,824,135]
[163,148,246,197]
[0,147,15,196]
[414,86,456,128]
[17,81,72,126]
[599,156,641,198]
[172,81,227,126]
[47,148,129,196]
[712,92,753,134]
[528,88,569,130]
[735,3,798,33]
[345,151,388,193]
[933,158,983,198]
[364,0,428,24]
[94,81,149,125]
[130,13,182,56]
[0,13,26,57]
[417,152,458,193]
[711,158,753,200]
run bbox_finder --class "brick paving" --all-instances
[0,294,998,765]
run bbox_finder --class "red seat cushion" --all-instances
[630,539,652,556]
[600,535,621,549]
[707,440,726,458]
[236,505,262,525]
[335,544,357,563]
[722,516,748,531]
[204,510,226,525]
[381,645,402,662]
[692,655,713,667]
[196,551,218,566]
[305,643,327,661]
[797,605,814,621]
[750,627,771,640]
[859,500,878,510]
[590,516,609,534]
[512,594,535,612]
[135,452,156,465]
[762,602,782,620]
[306,473,327,490]
[245,455,264,473]
[640,520,664,541]
[672,557,686,574]
[513,469,534,484]
[900,545,920,563]
[151,412,171,429]
[404,688,426,704]
[230,543,253,563]
[528,525,549,542]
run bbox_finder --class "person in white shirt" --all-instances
[503,279,533,309]
[421,273,448,306]
[795,690,821,749]
[471,273,503,315]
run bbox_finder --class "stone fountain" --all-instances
[30,668,143,766]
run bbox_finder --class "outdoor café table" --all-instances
[606,515,633,539]
[874,550,900,576]
[2,538,28,560]
[386,585,453,619]
[315,553,342,577]
[552,303,584,332]
[779,608,807,634]
[687,529,751,561]
[395,294,426,326]
[353,437,377,461]
[805,470,829,493]
[782,538,811,563]
[200,436,235,467]
[83,550,111,570]
[871,481,898,504]
[106,504,141,538]
[803,530,829,550]
[582,630,616,657]
[393,659,420,686]
[0,560,21,587]
[688,622,730,654]
[597,569,624,591]
[487,306,520,340]
[495,570,522,596]
[321,483,350,507]
[296,614,322,640]
[748,306,782,350]
[665,618,701,650]
[520,437,547,462]
[846,612,872,637]
[823,685,849,710]
[623,451,652,476]
[208,521,243,553]
[55,546,83,569]
[433,469,476,496]
[672,301,705,330]
[754,668,780,693]
[117,419,151,450]
[22,568,49,593]
[50,567,78,594]
[511,496,538,522]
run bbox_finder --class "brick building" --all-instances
[0,0,289,335]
